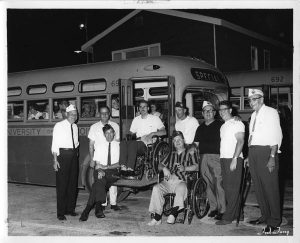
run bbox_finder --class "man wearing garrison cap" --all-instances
[51,104,80,221]
[246,89,283,234]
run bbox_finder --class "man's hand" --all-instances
[162,167,171,181]
[244,158,249,168]
[177,163,185,172]
[53,160,60,171]
[230,158,237,171]
[90,160,96,168]
[141,133,153,144]
[266,157,275,173]
[98,170,106,179]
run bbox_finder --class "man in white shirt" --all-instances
[51,104,79,221]
[175,102,199,145]
[216,100,245,225]
[120,100,166,177]
[88,106,120,210]
[247,89,283,234]
[80,124,121,221]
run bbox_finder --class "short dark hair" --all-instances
[102,124,114,134]
[219,100,232,109]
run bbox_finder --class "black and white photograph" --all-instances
[1,0,299,241]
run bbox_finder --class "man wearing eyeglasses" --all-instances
[246,89,283,235]
[193,101,226,221]
[119,100,166,177]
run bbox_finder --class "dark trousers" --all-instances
[56,148,79,217]
[119,140,147,169]
[248,146,281,227]
[87,169,119,206]
[220,158,243,222]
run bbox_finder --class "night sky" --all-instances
[7,9,293,73]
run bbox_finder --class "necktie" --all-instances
[107,142,111,166]
[71,124,75,149]
[248,115,257,146]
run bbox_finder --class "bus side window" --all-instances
[81,96,107,119]
[8,101,24,120]
[53,98,77,119]
[111,94,120,118]
[27,100,49,120]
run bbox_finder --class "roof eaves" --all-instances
[81,9,142,52]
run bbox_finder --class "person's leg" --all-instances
[221,158,243,222]
[119,141,129,168]
[127,141,146,170]
[201,154,218,214]
[208,154,226,214]
[56,151,71,218]
[66,150,79,214]
[248,147,268,222]
[109,186,118,206]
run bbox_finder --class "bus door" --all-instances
[119,79,134,141]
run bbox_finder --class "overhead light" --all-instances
[74,50,82,54]
[79,23,86,30]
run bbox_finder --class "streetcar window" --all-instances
[27,100,49,120]
[8,87,22,97]
[79,79,106,93]
[53,82,74,93]
[111,94,119,118]
[53,98,77,119]
[81,96,107,119]
[149,87,168,96]
[27,84,47,95]
[230,87,242,110]
[8,101,24,120]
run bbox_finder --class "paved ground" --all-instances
[6,180,294,237]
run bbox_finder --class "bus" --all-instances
[226,69,293,121]
[7,55,229,188]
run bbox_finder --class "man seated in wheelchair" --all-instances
[148,130,198,225]
[119,100,166,177]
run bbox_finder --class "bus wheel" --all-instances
[85,166,95,193]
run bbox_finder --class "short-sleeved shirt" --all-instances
[130,114,165,141]
[193,120,223,154]
[88,120,120,157]
[162,149,198,181]
[175,116,199,144]
[220,119,245,159]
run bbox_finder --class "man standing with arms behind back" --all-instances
[193,101,226,220]
[247,89,283,234]
[51,104,79,220]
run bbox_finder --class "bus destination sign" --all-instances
[191,68,224,83]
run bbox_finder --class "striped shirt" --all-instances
[162,149,198,181]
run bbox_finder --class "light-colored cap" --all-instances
[202,101,214,109]
[248,89,264,98]
[66,104,77,112]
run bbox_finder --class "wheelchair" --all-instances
[84,135,170,203]
[162,152,210,224]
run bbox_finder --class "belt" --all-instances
[60,148,77,151]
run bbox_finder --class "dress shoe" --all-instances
[208,210,218,218]
[79,204,93,222]
[95,209,105,218]
[215,219,232,225]
[57,215,66,221]
[214,213,223,220]
[66,212,78,216]
[111,205,121,211]
[262,225,280,235]
[249,218,265,225]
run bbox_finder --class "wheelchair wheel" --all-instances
[192,178,210,219]
[145,169,155,181]
[152,141,170,173]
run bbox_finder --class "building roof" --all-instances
[81,9,290,52]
